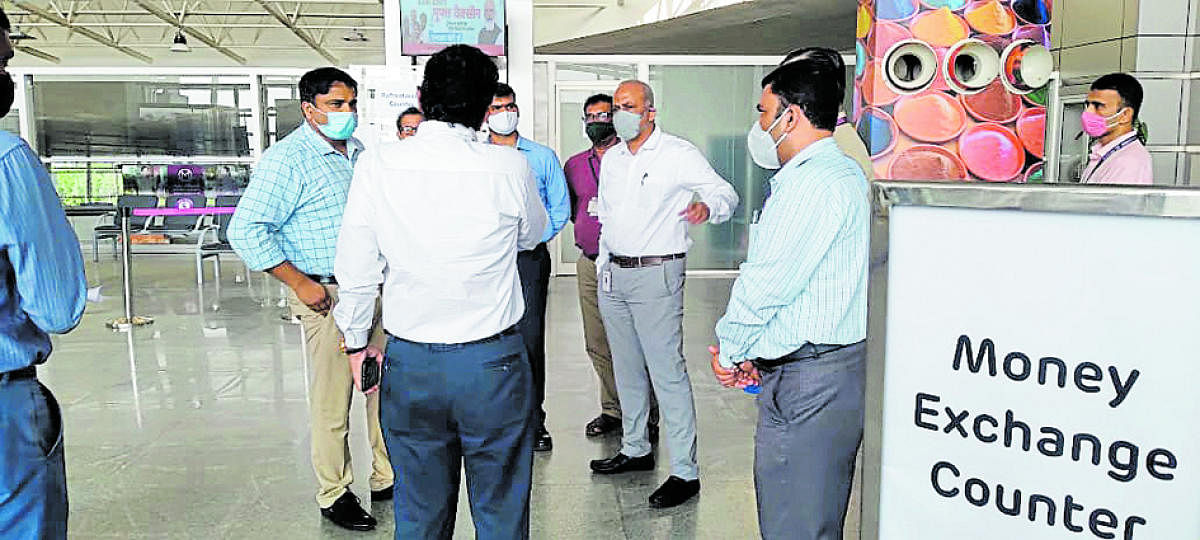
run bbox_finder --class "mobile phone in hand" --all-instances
[361,354,381,392]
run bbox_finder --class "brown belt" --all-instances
[608,253,686,269]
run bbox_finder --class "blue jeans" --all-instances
[380,332,534,540]
[0,376,68,539]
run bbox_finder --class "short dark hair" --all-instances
[419,45,498,130]
[396,107,423,130]
[299,67,358,105]
[1091,73,1144,120]
[780,47,846,95]
[0,8,10,32]
[583,94,613,112]
[494,82,516,100]
[761,57,844,132]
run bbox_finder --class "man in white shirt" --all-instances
[588,80,739,509]
[332,44,548,539]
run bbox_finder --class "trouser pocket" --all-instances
[32,382,64,458]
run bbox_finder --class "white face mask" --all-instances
[487,110,519,135]
[746,110,790,170]
[613,110,644,142]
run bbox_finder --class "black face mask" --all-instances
[0,74,13,119]
[585,122,616,145]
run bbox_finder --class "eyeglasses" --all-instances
[583,112,612,122]
[400,126,418,134]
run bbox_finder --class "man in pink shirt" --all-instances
[1079,73,1153,185]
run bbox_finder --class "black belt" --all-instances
[582,252,598,262]
[391,325,518,347]
[609,252,686,268]
[0,366,36,382]
[305,274,337,285]
[751,343,857,373]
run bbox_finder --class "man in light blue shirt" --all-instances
[487,82,570,452]
[228,67,391,532]
[712,49,869,540]
[0,11,87,537]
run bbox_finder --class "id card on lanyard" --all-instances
[1083,136,1139,183]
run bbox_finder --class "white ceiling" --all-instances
[7,0,387,67]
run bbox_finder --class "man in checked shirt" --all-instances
[228,67,391,532]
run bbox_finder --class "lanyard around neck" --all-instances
[1083,136,1138,183]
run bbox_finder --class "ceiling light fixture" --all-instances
[342,29,368,42]
[170,31,190,53]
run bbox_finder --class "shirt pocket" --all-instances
[636,172,670,209]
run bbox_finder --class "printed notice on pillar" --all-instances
[877,205,1200,540]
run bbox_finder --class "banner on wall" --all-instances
[399,0,505,56]
[876,203,1200,539]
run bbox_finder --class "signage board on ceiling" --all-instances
[399,0,505,56]
[873,199,1200,539]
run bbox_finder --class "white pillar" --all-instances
[384,0,404,67]
[506,0,535,120]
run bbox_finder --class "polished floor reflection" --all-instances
[48,256,860,539]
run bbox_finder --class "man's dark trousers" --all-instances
[516,242,551,429]
[0,372,68,539]
[754,341,866,540]
[380,332,534,540]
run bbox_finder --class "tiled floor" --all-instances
[43,255,860,539]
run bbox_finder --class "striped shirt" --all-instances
[228,122,364,275]
[0,130,86,371]
[715,137,869,368]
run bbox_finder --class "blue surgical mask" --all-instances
[317,111,358,140]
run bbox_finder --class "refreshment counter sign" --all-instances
[861,182,1200,540]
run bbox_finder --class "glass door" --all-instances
[552,83,621,276]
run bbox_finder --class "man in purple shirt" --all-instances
[564,94,657,440]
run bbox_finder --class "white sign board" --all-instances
[878,205,1200,539]
[351,66,421,147]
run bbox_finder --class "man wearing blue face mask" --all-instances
[229,67,392,532]
[711,49,869,540]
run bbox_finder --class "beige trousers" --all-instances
[288,284,392,508]
[577,256,620,418]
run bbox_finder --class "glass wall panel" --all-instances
[31,75,252,158]
[263,75,303,148]
[555,63,636,83]
[648,64,773,270]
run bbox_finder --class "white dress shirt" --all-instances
[597,127,739,262]
[333,121,548,347]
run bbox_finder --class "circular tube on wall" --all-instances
[943,38,1001,95]
[883,39,939,95]
[1001,40,1054,94]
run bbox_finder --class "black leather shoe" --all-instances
[590,452,655,475]
[320,491,377,531]
[648,423,660,445]
[534,427,553,452]
[649,476,700,509]
[370,486,393,502]
[586,414,621,437]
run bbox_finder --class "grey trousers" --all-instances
[754,341,866,540]
[598,258,698,480]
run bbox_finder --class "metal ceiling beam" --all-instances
[15,45,62,64]
[11,11,384,18]
[11,1,154,63]
[24,22,384,30]
[131,0,249,64]
[252,0,340,64]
